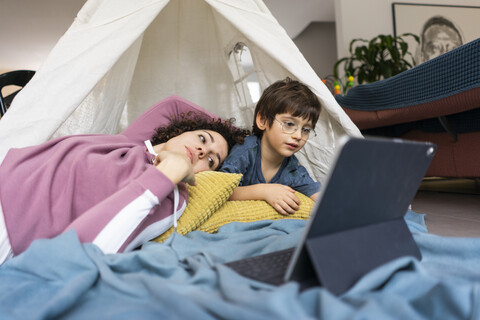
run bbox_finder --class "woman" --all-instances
[0,95,249,264]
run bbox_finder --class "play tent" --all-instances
[0,0,361,180]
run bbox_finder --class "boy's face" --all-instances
[257,113,313,158]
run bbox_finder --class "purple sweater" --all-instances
[0,95,216,255]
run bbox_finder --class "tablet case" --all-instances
[226,137,436,296]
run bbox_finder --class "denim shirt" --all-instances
[220,135,320,196]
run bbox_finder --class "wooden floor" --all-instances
[411,178,480,238]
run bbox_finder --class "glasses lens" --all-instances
[283,124,297,134]
[303,128,316,139]
[276,119,314,140]
[276,119,295,134]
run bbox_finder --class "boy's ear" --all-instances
[255,113,268,130]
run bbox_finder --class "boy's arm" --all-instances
[310,192,320,201]
[289,160,321,198]
[230,184,301,216]
[228,185,265,201]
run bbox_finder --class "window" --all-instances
[228,42,261,106]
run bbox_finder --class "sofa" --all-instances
[335,38,480,178]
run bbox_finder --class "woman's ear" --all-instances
[255,113,267,131]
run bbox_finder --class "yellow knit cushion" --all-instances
[153,171,242,242]
[198,192,314,233]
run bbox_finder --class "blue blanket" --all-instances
[1,211,480,320]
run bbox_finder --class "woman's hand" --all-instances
[263,184,300,216]
[154,151,197,186]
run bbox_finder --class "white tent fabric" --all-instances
[0,0,361,180]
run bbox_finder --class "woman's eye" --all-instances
[208,157,214,168]
[199,135,206,143]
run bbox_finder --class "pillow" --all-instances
[153,171,242,243]
[197,192,314,234]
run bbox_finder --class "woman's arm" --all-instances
[65,150,196,254]
[64,166,177,254]
[121,95,216,144]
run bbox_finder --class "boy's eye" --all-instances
[301,128,312,134]
[283,121,297,128]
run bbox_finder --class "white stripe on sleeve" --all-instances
[123,200,186,252]
[93,190,159,254]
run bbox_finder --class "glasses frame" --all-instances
[274,118,316,140]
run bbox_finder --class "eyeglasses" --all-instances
[274,118,316,140]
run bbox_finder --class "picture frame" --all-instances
[392,3,480,64]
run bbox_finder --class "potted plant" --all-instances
[333,33,420,93]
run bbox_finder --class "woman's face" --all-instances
[161,129,228,173]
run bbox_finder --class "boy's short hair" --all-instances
[252,77,321,137]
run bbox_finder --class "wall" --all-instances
[0,0,86,73]
[294,22,337,78]
[335,0,480,59]
[264,0,334,38]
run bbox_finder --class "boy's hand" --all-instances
[264,184,300,216]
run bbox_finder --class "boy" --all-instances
[220,77,321,215]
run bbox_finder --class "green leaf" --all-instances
[399,42,408,56]
[349,38,368,54]
[333,57,349,78]
[332,32,419,84]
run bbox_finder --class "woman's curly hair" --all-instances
[151,111,250,154]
